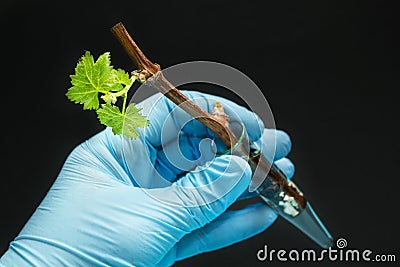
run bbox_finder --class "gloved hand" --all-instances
[0,91,294,267]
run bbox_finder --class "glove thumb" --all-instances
[162,154,252,232]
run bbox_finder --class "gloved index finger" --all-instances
[255,129,292,161]
[136,90,265,148]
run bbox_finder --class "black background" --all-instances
[1,1,399,266]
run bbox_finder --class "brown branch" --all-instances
[112,22,237,147]
[111,22,160,75]
[111,22,306,209]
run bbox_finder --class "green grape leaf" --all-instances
[66,51,123,110]
[123,104,150,137]
[96,103,149,139]
[113,68,132,86]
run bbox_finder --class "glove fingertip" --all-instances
[274,157,295,180]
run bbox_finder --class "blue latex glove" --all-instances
[0,91,294,266]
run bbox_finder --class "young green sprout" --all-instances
[66,51,149,138]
